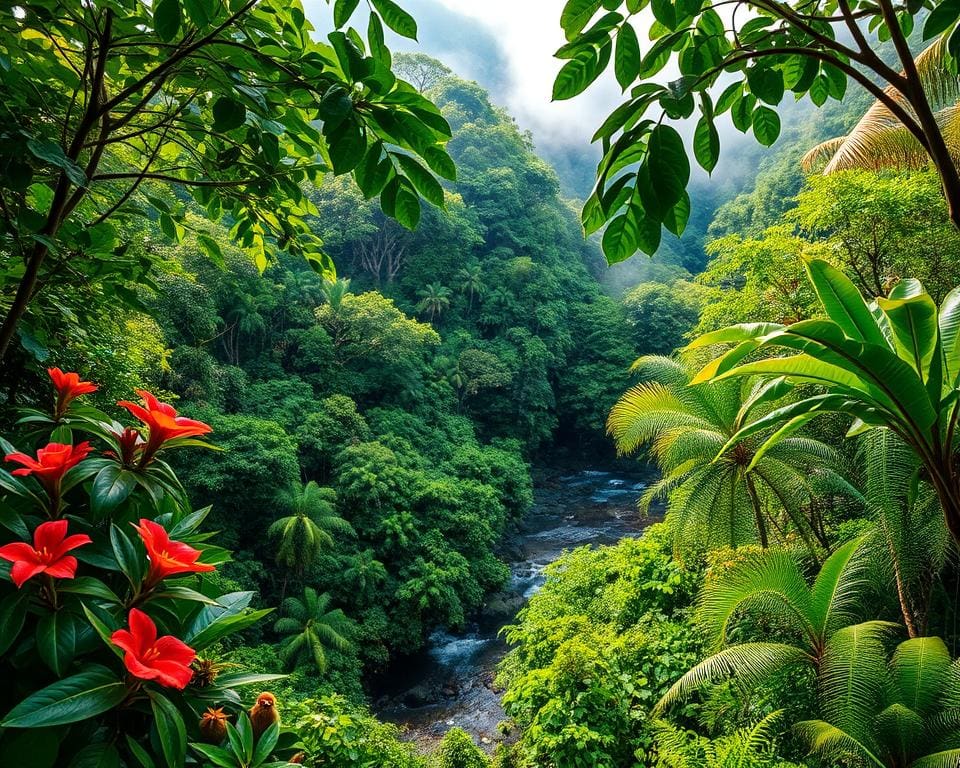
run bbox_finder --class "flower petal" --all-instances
[10,560,45,588]
[43,556,78,579]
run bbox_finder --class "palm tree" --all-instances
[861,429,949,638]
[343,548,387,603]
[687,259,960,552]
[654,538,886,715]
[456,264,485,313]
[794,636,960,768]
[274,587,351,674]
[321,277,351,313]
[268,481,354,599]
[416,283,452,323]
[608,355,853,552]
[803,38,960,175]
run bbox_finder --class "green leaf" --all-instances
[746,65,784,105]
[561,0,603,39]
[151,694,187,768]
[188,743,234,768]
[646,124,689,215]
[37,611,77,676]
[69,743,121,768]
[804,258,887,346]
[924,0,960,39]
[153,0,182,42]
[614,23,640,89]
[396,154,444,207]
[2,666,127,728]
[27,140,86,187]
[423,146,456,181]
[110,524,144,587]
[752,106,781,146]
[693,115,719,172]
[334,0,361,28]
[878,283,939,380]
[553,48,601,100]
[0,592,29,655]
[328,120,366,174]
[393,185,421,230]
[252,721,280,765]
[126,736,156,768]
[80,604,124,658]
[212,97,246,132]
[602,208,639,263]
[370,0,417,39]
[651,0,677,29]
[809,74,829,106]
[59,577,121,604]
[663,192,690,237]
[182,0,214,27]
[187,608,273,650]
[91,465,136,517]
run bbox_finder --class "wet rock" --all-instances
[404,682,440,707]
[481,593,526,622]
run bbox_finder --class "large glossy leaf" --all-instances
[2,666,127,728]
[151,693,186,768]
[37,611,77,676]
[804,258,887,347]
[878,283,939,380]
[939,285,960,385]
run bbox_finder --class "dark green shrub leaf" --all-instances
[2,666,127,728]
[153,0,182,42]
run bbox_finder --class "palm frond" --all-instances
[802,38,960,175]
[653,642,811,716]
[697,548,815,648]
[819,621,897,743]
[793,720,886,768]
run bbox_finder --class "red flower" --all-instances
[48,368,97,418]
[132,518,215,586]
[117,390,212,463]
[111,608,196,689]
[0,520,91,588]
[5,442,93,497]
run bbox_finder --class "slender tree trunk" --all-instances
[746,475,770,549]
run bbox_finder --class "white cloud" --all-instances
[431,0,622,147]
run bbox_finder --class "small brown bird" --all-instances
[199,707,229,744]
[249,692,279,740]
[289,753,305,765]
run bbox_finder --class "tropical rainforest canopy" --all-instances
[4,0,960,766]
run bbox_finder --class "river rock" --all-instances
[481,593,526,621]
[403,682,440,707]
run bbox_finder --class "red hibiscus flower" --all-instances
[5,442,93,499]
[48,368,97,418]
[111,608,196,689]
[0,519,92,588]
[117,390,212,464]
[132,518,215,586]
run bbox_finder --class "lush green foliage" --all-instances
[0,0,454,366]
[553,0,960,263]
[497,525,702,767]
[0,373,298,766]
[609,356,853,551]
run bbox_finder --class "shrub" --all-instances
[0,368,300,766]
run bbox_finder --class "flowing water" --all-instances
[374,463,661,751]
